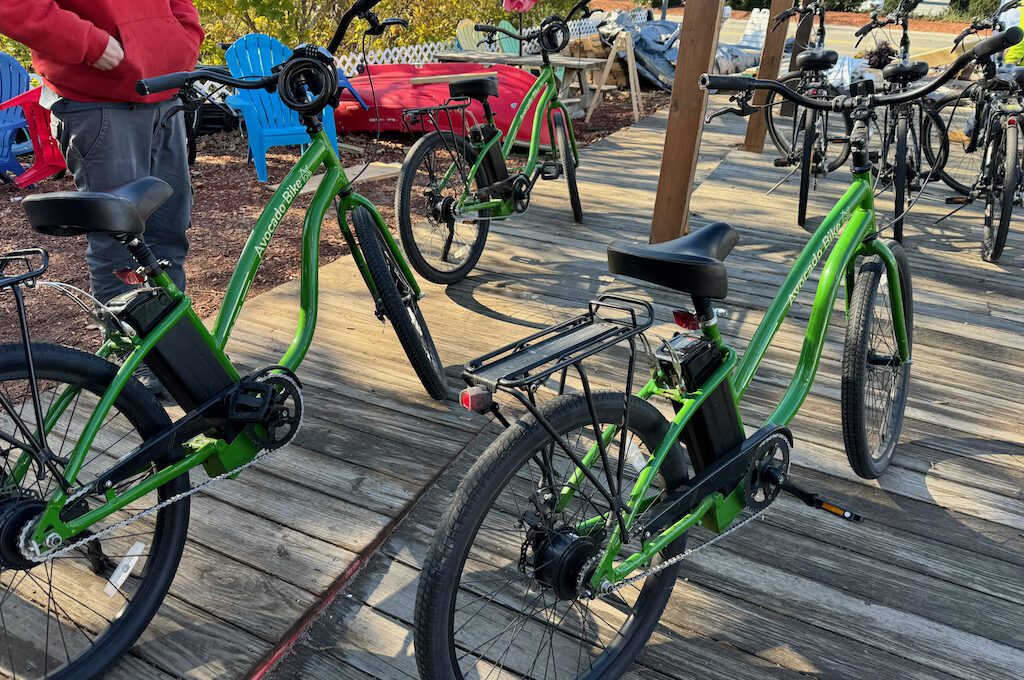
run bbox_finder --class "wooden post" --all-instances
[743,0,791,153]
[649,0,724,242]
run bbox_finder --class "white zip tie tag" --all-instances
[624,439,647,475]
[104,541,145,598]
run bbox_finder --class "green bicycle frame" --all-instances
[567,168,911,590]
[455,61,578,216]
[21,128,420,549]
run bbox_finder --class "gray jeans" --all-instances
[50,98,192,303]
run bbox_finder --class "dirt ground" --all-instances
[0,89,669,351]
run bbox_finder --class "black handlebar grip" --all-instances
[136,71,192,96]
[973,26,1024,60]
[855,22,873,37]
[475,24,498,33]
[698,74,753,92]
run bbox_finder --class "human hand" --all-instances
[91,36,124,71]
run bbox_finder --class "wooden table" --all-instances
[434,50,608,117]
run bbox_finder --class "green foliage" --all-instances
[192,0,584,64]
[0,36,30,67]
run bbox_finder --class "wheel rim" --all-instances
[938,98,982,193]
[863,277,907,460]
[407,143,486,275]
[0,371,175,678]
[446,421,675,679]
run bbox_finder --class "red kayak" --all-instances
[335,62,552,145]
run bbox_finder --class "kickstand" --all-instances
[934,201,971,224]
[777,476,864,522]
[765,166,798,196]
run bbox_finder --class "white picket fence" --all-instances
[334,8,651,76]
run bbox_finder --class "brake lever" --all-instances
[477,35,498,48]
[704,93,759,124]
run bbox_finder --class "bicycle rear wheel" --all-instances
[0,343,190,679]
[353,206,449,400]
[415,392,688,680]
[924,91,980,196]
[396,131,492,284]
[841,241,913,479]
[982,122,1017,262]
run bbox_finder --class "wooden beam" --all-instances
[649,0,724,243]
[743,0,791,153]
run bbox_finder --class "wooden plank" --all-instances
[650,0,725,241]
[743,0,791,153]
[410,72,493,85]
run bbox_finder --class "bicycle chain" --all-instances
[20,445,276,564]
[596,507,769,595]
[19,371,300,563]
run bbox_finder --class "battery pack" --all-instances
[107,288,237,412]
[469,123,509,184]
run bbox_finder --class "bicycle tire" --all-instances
[395,131,492,284]
[892,115,909,243]
[798,109,815,227]
[983,122,1017,262]
[841,241,913,479]
[552,110,583,223]
[0,343,190,679]
[353,206,449,400]
[766,72,851,170]
[916,100,949,184]
[924,91,980,196]
[415,392,689,680]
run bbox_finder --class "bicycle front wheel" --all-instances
[982,122,1017,262]
[0,343,190,679]
[552,110,582,222]
[841,240,913,479]
[415,392,689,680]
[353,206,449,400]
[395,131,492,284]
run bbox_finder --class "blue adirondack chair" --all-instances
[226,34,349,182]
[0,52,31,182]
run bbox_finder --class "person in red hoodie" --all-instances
[0,1,203,305]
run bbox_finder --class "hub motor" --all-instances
[0,495,45,570]
[533,527,600,600]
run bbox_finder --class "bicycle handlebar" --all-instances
[699,27,1023,111]
[474,23,536,42]
[328,0,381,53]
[137,68,278,97]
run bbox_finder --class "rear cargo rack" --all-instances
[463,294,653,391]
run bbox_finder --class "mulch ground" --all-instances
[0,89,669,351]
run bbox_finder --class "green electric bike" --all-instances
[394,0,593,284]
[0,1,442,677]
[413,30,1020,680]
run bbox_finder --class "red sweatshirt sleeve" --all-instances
[0,0,109,65]
[170,0,204,47]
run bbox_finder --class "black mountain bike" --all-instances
[763,0,852,227]
[856,0,949,243]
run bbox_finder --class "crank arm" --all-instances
[772,472,864,522]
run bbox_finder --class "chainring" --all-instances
[743,431,791,511]
[244,373,303,451]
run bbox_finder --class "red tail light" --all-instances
[460,386,493,413]
[113,268,146,285]
[1010,117,1018,127]
[672,309,699,330]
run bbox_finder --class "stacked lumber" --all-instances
[569,35,628,87]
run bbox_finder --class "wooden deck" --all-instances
[249,107,1024,680]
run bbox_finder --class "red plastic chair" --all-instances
[0,87,66,188]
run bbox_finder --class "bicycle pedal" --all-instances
[773,158,792,167]
[777,476,864,523]
[945,196,970,205]
[828,136,850,144]
[540,161,561,180]
[227,381,273,423]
